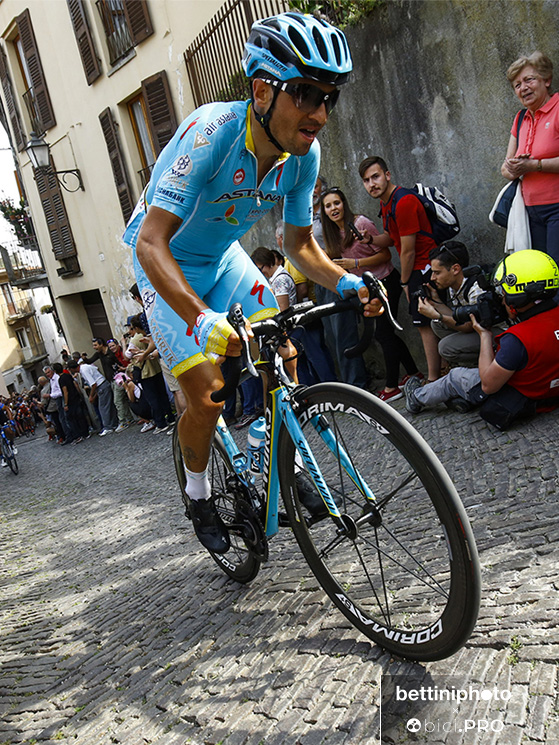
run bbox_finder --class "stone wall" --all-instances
[243,0,559,265]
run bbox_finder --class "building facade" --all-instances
[0,0,244,363]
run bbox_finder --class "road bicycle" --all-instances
[1,424,19,474]
[173,274,481,661]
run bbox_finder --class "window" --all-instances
[16,327,29,349]
[14,9,56,133]
[34,162,79,269]
[96,0,153,68]
[99,107,135,223]
[128,94,156,187]
[128,71,178,187]
[67,0,102,85]
[0,45,25,150]
[1,283,16,315]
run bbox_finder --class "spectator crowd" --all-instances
[3,51,558,445]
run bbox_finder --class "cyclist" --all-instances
[123,12,381,554]
[0,398,17,467]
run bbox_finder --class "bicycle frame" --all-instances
[215,374,377,538]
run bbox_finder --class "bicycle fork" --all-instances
[280,394,377,528]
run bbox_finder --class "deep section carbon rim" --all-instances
[278,383,480,661]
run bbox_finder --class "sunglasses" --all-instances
[263,79,340,115]
[435,244,462,266]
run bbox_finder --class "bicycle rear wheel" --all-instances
[278,383,480,662]
[172,425,263,584]
[1,438,18,475]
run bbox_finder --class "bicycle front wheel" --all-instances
[278,383,480,662]
[1,438,18,475]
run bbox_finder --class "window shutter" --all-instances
[15,9,56,131]
[0,45,26,151]
[35,162,77,260]
[123,0,154,46]
[66,0,102,85]
[141,71,177,155]
[99,107,135,223]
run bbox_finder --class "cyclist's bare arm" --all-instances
[283,223,383,317]
[136,206,242,355]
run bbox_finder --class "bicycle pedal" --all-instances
[278,511,290,527]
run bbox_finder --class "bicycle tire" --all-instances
[1,438,18,475]
[277,383,480,662]
[172,424,263,584]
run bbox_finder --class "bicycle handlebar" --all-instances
[210,272,401,403]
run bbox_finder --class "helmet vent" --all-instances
[263,18,281,31]
[288,26,311,60]
[286,12,306,26]
[331,33,342,66]
[312,27,329,63]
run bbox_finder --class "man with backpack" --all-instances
[359,156,446,382]
[416,241,504,367]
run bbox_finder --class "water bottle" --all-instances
[247,416,266,473]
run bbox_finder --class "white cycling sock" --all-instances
[185,467,211,501]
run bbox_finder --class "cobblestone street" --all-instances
[1,402,558,745]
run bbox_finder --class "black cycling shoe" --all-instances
[295,471,332,518]
[189,497,230,554]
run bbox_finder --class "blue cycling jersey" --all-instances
[123,99,320,262]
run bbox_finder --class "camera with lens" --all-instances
[451,265,507,329]
[411,285,430,301]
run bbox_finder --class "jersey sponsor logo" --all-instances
[246,208,269,221]
[193,131,210,149]
[171,155,192,177]
[203,110,238,137]
[210,188,282,205]
[275,163,285,188]
[205,205,239,225]
[233,168,245,185]
[250,280,266,306]
[156,187,186,204]
[179,118,199,140]
[141,289,157,317]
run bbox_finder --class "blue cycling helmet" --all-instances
[242,12,352,86]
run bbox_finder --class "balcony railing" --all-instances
[184,0,289,108]
[20,340,47,367]
[138,163,155,189]
[96,0,134,66]
[22,87,44,134]
[2,297,35,324]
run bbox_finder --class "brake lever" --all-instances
[363,272,403,332]
[210,303,257,404]
[343,272,403,359]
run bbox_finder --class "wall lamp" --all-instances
[25,132,84,193]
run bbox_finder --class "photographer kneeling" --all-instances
[405,249,559,430]
[417,241,504,367]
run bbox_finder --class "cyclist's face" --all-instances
[269,78,334,156]
[362,164,391,201]
[322,194,344,224]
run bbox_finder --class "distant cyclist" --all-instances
[123,12,381,553]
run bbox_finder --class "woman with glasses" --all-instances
[501,52,559,273]
[321,187,419,402]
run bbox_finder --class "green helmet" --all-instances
[493,249,559,308]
